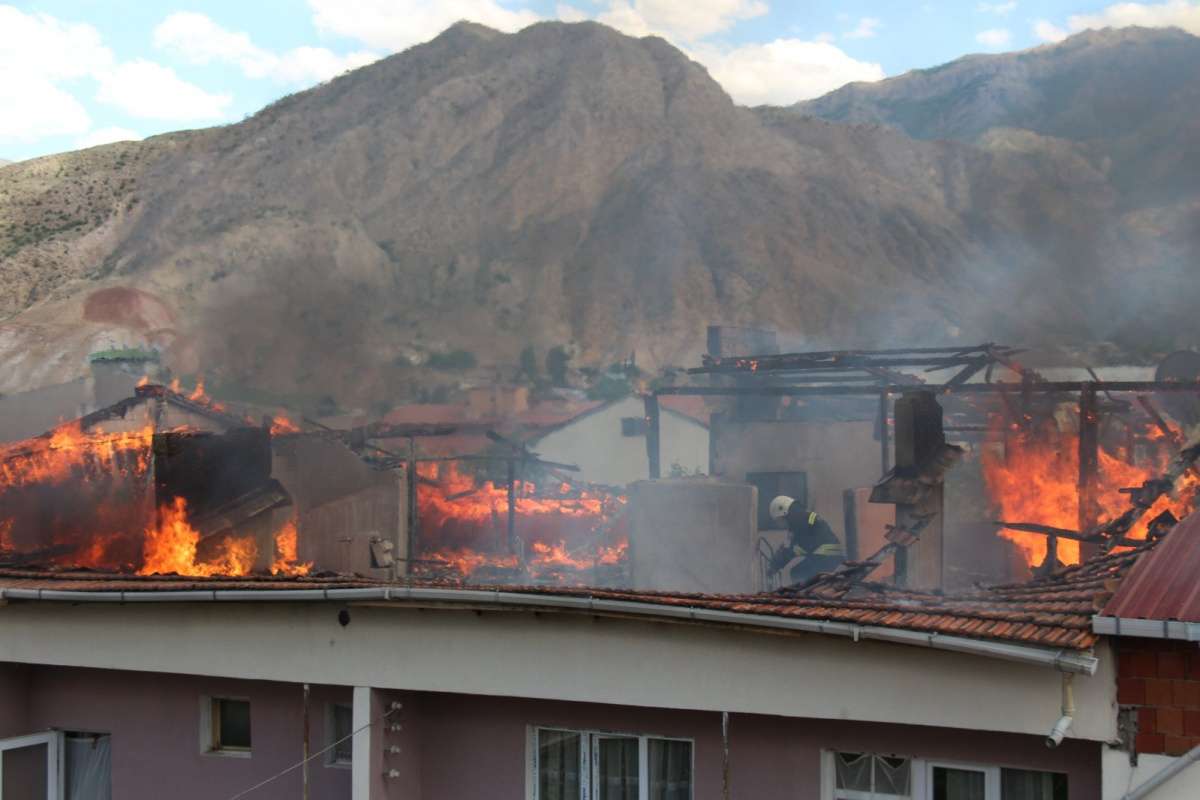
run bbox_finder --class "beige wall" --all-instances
[531,397,708,486]
[1103,748,1200,799]
[0,600,1117,743]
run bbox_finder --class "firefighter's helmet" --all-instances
[768,495,795,521]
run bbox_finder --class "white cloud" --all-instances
[598,0,768,41]
[1032,19,1068,42]
[75,126,142,149]
[698,39,885,106]
[308,0,541,51]
[0,75,92,145]
[0,5,113,80]
[154,12,377,84]
[1034,1,1200,42]
[977,1,1017,15]
[843,17,882,39]
[96,60,232,121]
[975,28,1012,48]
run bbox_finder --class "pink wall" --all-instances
[0,663,1101,800]
[22,666,351,800]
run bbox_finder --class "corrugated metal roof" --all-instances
[1103,512,1200,622]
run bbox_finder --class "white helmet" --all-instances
[768,495,794,521]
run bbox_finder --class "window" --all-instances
[203,697,251,755]
[328,703,353,766]
[834,753,912,798]
[823,754,1066,800]
[621,417,648,437]
[530,727,692,800]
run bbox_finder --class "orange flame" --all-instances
[138,497,257,577]
[270,520,311,576]
[983,415,1200,567]
[0,423,154,489]
[188,377,208,403]
[270,416,300,436]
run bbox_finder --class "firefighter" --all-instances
[766,495,845,585]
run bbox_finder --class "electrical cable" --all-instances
[226,704,401,800]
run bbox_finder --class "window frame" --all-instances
[821,752,1066,800]
[0,730,65,800]
[527,726,694,800]
[200,695,252,758]
[325,702,354,768]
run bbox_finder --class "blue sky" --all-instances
[3,0,1199,161]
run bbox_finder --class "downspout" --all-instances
[1045,672,1075,748]
[1122,743,1200,800]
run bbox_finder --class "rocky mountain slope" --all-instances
[0,22,1197,407]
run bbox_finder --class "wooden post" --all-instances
[507,458,517,556]
[645,394,661,480]
[842,488,860,562]
[1078,385,1100,562]
[406,437,418,575]
[878,389,891,476]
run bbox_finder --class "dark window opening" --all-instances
[212,698,251,752]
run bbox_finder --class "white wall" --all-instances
[1103,748,1200,799]
[0,600,1116,743]
[531,397,708,486]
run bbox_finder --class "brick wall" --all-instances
[1117,639,1200,755]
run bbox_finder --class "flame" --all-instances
[270,520,311,576]
[983,413,1200,567]
[188,377,208,403]
[138,497,258,577]
[136,375,150,388]
[270,416,300,436]
[414,462,627,584]
[0,423,154,489]
[169,378,181,393]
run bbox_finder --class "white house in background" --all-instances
[526,395,709,486]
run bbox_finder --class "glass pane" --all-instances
[217,699,251,750]
[2,743,49,800]
[835,752,872,791]
[876,756,911,795]
[597,737,639,800]
[538,729,581,800]
[1001,768,1068,800]
[648,739,692,800]
[933,767,986,800]
[332,704,354,763]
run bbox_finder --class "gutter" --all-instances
[1122,743,1200,800]
[1093,615,1200,642]
[0,586,1098,675]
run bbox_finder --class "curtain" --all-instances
[648,739,692,800]
[538,730,581,800]
[835,753,872,791]
[1001,768,1068,800]
[65,735,111,800]
[875,757,911,795]
[597,737,639,800]
[933,767,985,800]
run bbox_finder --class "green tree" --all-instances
[546,346,570,388]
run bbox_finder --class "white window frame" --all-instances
[822,751,1067,800]
[325,702,354,768]
[200,695,252,758]
[0,730,65,800]
[526,726,694,800]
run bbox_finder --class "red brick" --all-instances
[1189,654,1200,681]
[1165,736,1197,756]
[1160,652,1188,679]
[1140,707,1158,731]
[1184,710,1200,737]
[1174,680,1200,708]
[1137,732,1166,754]
[1119,678,1147,705]
[1158,707,1184,735]
[1147,678,1175,706]
[1124,650,1159,678]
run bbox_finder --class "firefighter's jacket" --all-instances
[769,504,845,581]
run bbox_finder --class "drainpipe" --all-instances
[303,683,311,800]
[1122,743,1200,799]
[1045,672,1075,748]
[721,711,730,800]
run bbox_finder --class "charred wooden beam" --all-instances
[654,380,1200,398]
[1079,385,1100,540]
[644,394,661,480]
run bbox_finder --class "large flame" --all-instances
[414,462,627,583]
[0,423,154,488]
[139,497,257,577]
[982,414,1200,567]
[270,520,311,576]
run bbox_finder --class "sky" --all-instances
[3,0,1200,161]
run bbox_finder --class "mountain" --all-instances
[0,22,1197,408]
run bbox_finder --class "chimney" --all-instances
[870,391,962,590]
